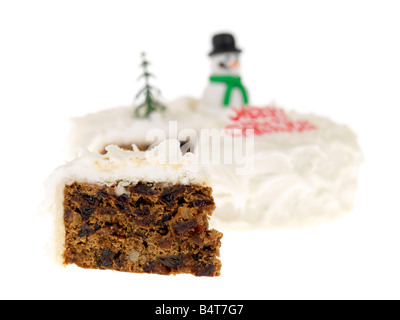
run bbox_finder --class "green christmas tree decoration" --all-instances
[134,52,167,118]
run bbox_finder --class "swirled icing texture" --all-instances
[65,98,363,229]
[208,111,363,229]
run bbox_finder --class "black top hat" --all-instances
[209,33,242,56]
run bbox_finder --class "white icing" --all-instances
[65,97,226,160]
[57,139,209,187]
[42,139,210,264]
[207,111,363,229]
[114,181,131,197]
[63,98,363,229]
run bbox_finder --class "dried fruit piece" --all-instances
[157,255,182,270]
[172,219,197,236]
[99,247,115,268]
[133,182,159,195]
[80,206,94,220]
[178,207,190,219]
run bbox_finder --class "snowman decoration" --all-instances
[202,33,249,109]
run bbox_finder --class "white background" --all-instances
[1,0,399,300]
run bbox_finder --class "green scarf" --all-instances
[209,75,249,107]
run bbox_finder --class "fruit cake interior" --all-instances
[63,181,222,276]
[43,140,222,276]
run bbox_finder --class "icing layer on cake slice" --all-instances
[43,140,222,276]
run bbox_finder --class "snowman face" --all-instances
[210,52,240,75]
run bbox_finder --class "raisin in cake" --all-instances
[43,139,222,276]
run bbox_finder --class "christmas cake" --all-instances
[63,33,363,229]
[43,140,223,276]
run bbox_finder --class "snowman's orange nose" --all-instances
[230,60,239,68]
